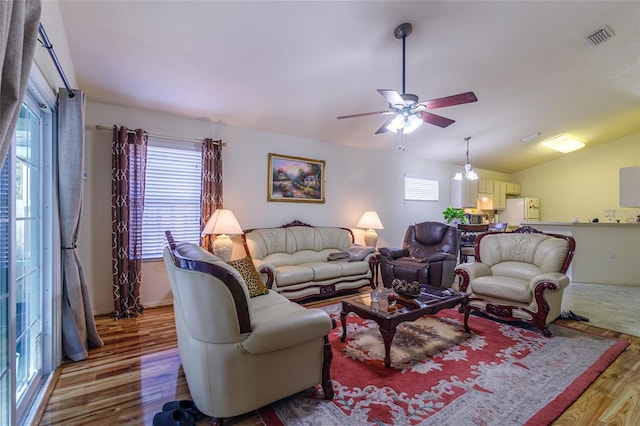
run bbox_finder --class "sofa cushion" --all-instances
[471,276,532,303]
[228,256,269,297]
[248,290,289,311]
[275,265,315,287]
[337,260,370,277]
[307,262,343,281]
[491,261,543,282]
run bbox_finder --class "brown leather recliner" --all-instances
[379,221,459,289]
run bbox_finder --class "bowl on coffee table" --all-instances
[391,279,421,298]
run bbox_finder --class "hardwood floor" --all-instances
[37,302,640,426]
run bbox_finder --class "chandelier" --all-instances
[454,137,478,181]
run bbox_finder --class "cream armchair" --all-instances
[454,226,575,337]
[163,232,334,425]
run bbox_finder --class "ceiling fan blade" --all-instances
[420,92,478,110]
[374,116,396,134]
[337,110,389,120]
[419,111,455,128]
[378,89,406,106]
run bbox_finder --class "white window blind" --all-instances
[404,175,439,201]
[142,140,202,259]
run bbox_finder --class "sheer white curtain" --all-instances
[0,0,41,164]
[58,88,103,361]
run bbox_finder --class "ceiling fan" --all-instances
[337,23,478,135]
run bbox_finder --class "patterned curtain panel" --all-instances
[200,138,223,252]
[112,126,148,319]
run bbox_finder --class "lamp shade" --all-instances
[201,209,243,236]
[356,211,384,230]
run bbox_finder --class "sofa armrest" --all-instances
[530,272,570,293]
[254,262,276,289]
[241,308,333,354]
[379,247,408,259]
[454,262,492,292]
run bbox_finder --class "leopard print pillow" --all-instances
[227,256,269,297]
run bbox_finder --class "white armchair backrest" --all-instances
[478,231,572,276]
[163,241,252,343]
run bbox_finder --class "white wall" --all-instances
[511,132,640,222]
[82,101,479,314]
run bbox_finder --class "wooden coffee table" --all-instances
[340,285,469,368]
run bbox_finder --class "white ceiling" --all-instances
[57,1,640,173]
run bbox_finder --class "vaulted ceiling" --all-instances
[57,1,640,173]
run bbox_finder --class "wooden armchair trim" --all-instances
[165,231,252,334]
[456,226,575,337]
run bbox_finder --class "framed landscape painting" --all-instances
[267,153,325,203]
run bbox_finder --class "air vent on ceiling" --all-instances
[585,25,615,46]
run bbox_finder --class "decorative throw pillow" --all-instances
[227,256,269,297]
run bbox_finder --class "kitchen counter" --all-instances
[518,222,640,286]
[572,222,640,227]
[522,221,640,227]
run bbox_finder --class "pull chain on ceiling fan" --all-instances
[337,22,478,139]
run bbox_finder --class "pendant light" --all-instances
[454,137,478,180]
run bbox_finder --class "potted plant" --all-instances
[443,207,467,224]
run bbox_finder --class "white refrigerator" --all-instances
[501,198,540,227]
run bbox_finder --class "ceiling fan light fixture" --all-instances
[386,114,423,134]
[336,22,477,137]
[404,114,423,133]
[386,115,405,132]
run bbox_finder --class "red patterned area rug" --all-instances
[259,303,628,426]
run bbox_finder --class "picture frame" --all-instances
[267,153,325,203]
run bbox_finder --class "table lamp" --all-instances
[201,209,243,262]
[356,211,384,248]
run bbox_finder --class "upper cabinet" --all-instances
[450,178,479,208]
[477,179,493,195]
[476,179,521,210]
[493,181,507,210]
[620,166,640,207]
[505,182,521,195]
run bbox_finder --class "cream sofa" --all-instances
[163,232,334,424]
[242,221,377,301]
[454,226,575,337]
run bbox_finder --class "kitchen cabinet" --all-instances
[620,166,640,207]
[493,181,507,210]
[478,179,493,195]
[476,179,512,210]
[505,182,521,195]
[450,178,478,208]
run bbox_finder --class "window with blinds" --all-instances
[404,175,439,201]
[142,139,202,259]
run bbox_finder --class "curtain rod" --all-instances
[95,125,226,146]
[38,23,75,98]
